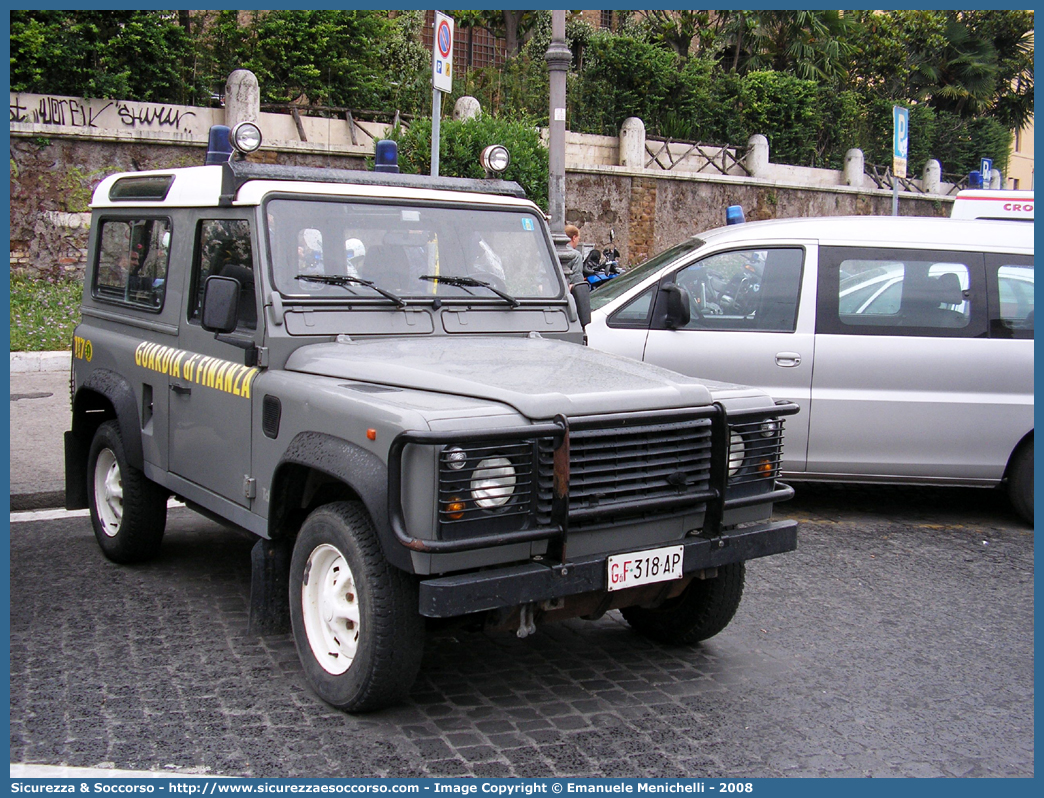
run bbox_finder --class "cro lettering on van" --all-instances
[1004,202,1033,214]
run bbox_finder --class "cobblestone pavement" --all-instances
[9,484,1033,778]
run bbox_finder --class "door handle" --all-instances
[171,383,192,396]
[775,352,801,368]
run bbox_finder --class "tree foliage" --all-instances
[392,115,548,210]
[8,8,1032,177]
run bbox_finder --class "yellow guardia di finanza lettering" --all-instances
[134,342,258,398]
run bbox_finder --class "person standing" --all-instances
[560,224,591,328]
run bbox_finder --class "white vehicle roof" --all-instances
[90,163,539,212]
[950,189,1033,221]
[689,214,1034,254]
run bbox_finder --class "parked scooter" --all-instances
[583,228,624,289]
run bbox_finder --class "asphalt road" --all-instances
[9,484,1033,778]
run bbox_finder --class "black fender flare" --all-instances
[271,432,411,573]
[75,369,145,470]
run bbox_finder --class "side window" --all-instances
[608,286,656,327]
[670,247,803,332]
[818,247,986,338]
[190,219,256,331]
[987,255,1033,339]
[93,218,171,311]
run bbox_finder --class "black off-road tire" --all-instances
[289,501,424,713]
[621,562,746,645]
[87,420,167,563]
[1008,439,1034,526]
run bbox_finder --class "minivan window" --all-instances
[987,255,1033,339]
[817,247,986,338]
[670,247,803,332]
[590,238,704,311]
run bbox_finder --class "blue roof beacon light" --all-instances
[374,140,399,173]
[968,170,984,189]
[205,125,233,165]
[726,205,746,225]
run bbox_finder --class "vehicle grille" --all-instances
[536,417,715,528]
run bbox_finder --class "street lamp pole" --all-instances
[545,10,570,253]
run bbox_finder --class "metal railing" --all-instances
[644,137,750,176]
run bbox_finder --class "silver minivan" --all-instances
[587,216,1034,523]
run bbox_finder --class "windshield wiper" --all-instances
[419,274,520,307]
[294,274,407,308]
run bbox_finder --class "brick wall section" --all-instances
[627,177,658,265]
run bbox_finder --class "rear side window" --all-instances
[93,218,171,311]
[987,255,1033,339]
[817,247,987,338]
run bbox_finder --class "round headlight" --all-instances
[480,144,511,175]
[470,456,516,509]
[760,419,780,438]
[728,432,746,477]
[231,121,263,154]
[445,447,467,470]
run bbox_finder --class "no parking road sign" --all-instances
[432,11,454,93]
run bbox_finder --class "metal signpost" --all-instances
[430,11,454,177]
[892,106,909,216]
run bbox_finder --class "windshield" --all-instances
[589,238,704,311]
[266,198,562,301]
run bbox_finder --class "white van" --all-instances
[586,216,1034,523]
[951,189,1033,221]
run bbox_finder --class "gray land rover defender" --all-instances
[65,124,799,712]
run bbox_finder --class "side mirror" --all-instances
[662,284,691,329]
[201,275,240,334]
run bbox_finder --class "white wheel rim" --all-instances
[301,543,361,675]
[94,448,123,537]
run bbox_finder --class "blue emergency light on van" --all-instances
[374,140,399,173]
[726,205,746,225]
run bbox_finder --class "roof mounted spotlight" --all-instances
[726,205,746,225]
[480,145,510,178]
[230,122,262,156]
[205,125,233,165]
[374,140,399,173]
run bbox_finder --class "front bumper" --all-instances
[417,517,797,618]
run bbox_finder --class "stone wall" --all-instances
[10,90,955,278]
[566,167,949,267]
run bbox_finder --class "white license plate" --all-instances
[607,545,684,591]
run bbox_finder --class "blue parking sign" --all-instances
[892,106,909,179]
[981,158,993,180]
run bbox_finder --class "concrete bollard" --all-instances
[745,134,769,177]
[225,69,260,129]
[619,117,646,169]
[989,169,1002,189]
[923,159,942,194]
[453,96,482,121]
[844,148,865,187]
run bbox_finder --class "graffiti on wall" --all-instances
[10,94,203,134]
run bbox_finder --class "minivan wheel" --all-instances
[289,501,424,712]
[87,420,167,563]
[621,562,745,645]
[1008,439,1033,526]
